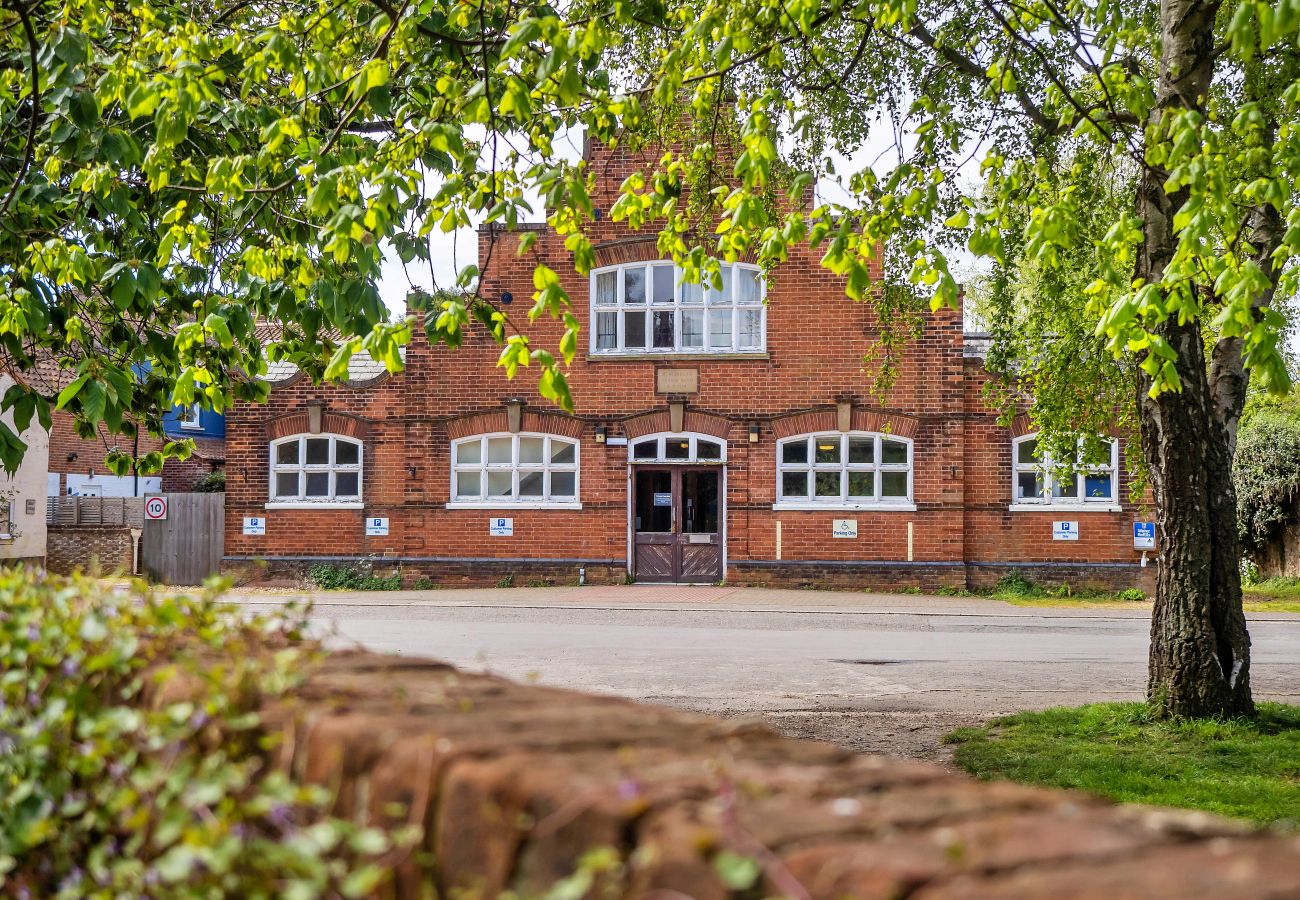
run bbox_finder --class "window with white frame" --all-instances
[1012,434,1117,506]
[590,261,765,354]
[775,432,913,507]
[629,433,726,463]
[179,402,202,430]
[450,433,579,506]
[269,434,362,503]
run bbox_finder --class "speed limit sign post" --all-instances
[144,495,169,521]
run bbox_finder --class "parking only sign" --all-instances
[1133,521,1156,549]
[144,495,168,520]
[242,516,265,536]
[366,517,389,536]
[1052,520,1079,541]
[489,517,514,537]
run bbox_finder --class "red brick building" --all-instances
[223,141,1155,590]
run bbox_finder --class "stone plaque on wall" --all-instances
[656,367,699,394]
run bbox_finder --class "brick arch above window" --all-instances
[621,409,731,440]
[591,237,760,269]
[444,410,584,441]
[266,410,370,442]
[772,409,919,440]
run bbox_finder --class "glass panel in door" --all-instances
[634,470,673,533]
[681,469,719,534]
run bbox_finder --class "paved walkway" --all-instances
[231,585,1300,761]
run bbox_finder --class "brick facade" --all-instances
[224,140,1155,592]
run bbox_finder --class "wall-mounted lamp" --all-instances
[500,291,514,305]
[595,425,607,444]
[407,464,418,478]
[66,452,77,462]
[748,424,760,443]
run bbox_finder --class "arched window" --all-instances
[628,433,726,463]
[590,261,765,354]
[1012,434,1118,507]
[775,432,913,509]
[449,433,580,507]
[269,434,362,504]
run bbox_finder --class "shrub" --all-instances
[1116,588,1147,602]
[992,571,1041,597]
[1234,410,1300,551]
[0,573,409,896]
[193,470,226,493]
[307,563,401,591]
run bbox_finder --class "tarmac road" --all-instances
[232,584,1300,761]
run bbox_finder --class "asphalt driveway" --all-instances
[231,585,1300,761]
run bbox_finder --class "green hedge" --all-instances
[0,573,411,897]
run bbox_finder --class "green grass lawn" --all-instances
[1244,576,1300,613]
[946,703,1300,827]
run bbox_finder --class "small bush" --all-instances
[193,470,226,492]
[411,576,435,590]
[0,573,410,895]
[992,571,1041,597]
[496,573,515,588]
[1115,588,1147,602]
[308,563,402,591]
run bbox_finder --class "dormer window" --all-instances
[590,262,765,355]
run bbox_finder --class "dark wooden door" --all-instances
[632,467,722,583]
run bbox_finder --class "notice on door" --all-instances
[489,517,514,536]
[1053,521,1079,541]
[653,492,672,507]
[832,519,858,539]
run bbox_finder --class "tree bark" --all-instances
[1136,0,1254,718]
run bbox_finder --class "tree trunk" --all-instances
[1135,0,1253,718]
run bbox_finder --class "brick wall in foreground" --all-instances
[164,650,1300,899]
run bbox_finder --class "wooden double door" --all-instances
[632,466,723,583]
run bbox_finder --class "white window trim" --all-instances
[627,432,728,464]
[446,432,581,508]
[1009,433,1120,511]
[773,432,915,510]
[268,433,364,506]
[589,261,766,355]
[179,402,203,431]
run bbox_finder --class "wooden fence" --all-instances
[141,493,225,585]
[46,496,145,528]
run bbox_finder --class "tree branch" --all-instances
[0,0,41,219]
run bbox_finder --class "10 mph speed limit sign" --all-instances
[144,496,168,520]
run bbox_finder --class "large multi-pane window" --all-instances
[269,434,362,503]
[450,433,580,506]
[590,261,765,354]
[1012,434,1118,506]
[775,433,913,508]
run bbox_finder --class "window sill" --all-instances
[264,501,365,510]
[588,351,768,361]
[771,501,917,512]
[445,501,583,511]
[1008,503,1122,513]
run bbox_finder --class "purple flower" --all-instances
[26,690,39,708]
[26,624,38,642]
[617,779,641,802]
[61,658,79,678]
[108,761,127,780]
[268,804,294,829]
[188,710,209,731]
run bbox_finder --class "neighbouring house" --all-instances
[222,137,1155,590]
[160,399,226,491]
[0,375,49,566]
